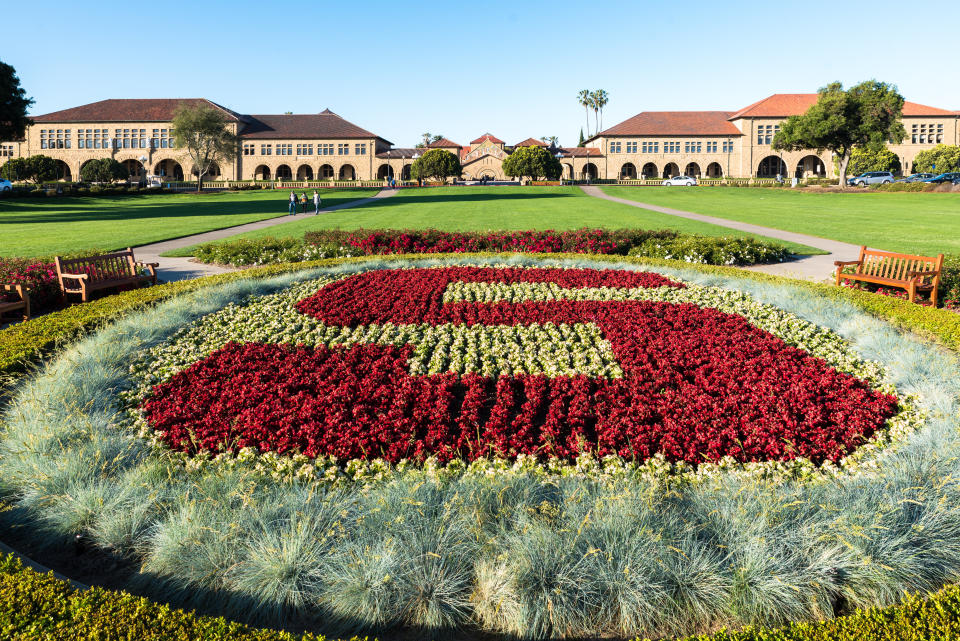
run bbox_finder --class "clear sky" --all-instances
[6,0,958,148]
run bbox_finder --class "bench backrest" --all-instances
[55,249,138,283]
[857,247,944,282]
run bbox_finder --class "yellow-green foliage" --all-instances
[0,554,364,641]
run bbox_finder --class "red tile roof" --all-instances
[240,112,388,142]
[597,112,740,137]
[558,147,603,158]
[426,137,462,149]
[32,98,242,123]
[729,94,957,119]
[470,133,504,144]
[513,137,547,147]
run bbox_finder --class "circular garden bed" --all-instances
[2,256,959,640]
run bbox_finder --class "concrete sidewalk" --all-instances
[580,185,864,281]
[134,189,398,282]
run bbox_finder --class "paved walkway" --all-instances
[580,185,863,281]
[134,189,398,281]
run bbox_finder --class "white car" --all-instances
[662,175,697,186]
[0,179,11,192]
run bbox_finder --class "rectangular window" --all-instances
[261,144,272,155]
[243,144,254,156]
[609,141,622,153]
[338,143,349,155]
[296,144,313,155]
[355,143,367,155]
[626,141,637,153]
[320,143,333,155]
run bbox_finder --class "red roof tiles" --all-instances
[32,98,242,123]
[598,112,740,137]
[513,137,547,147]
[729,94,957,119]
[470,133,504,144]
[240,112,388,142]
[426,137,462,149]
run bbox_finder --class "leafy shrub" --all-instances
[629,236,790,265]
[193,237,359,266]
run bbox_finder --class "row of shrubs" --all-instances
[194,228,793,268]
[873,181,960,192]
[6,525,960,640]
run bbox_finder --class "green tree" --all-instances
[0,60,33,142]
[80,158,127,183]
[502,145,562,182]
[577,90,591,137]
[772,80,905,188]
[410,148,461,183]
[593,89,609,132]
[540,136,559,148]
[912,144,960,174]
[1,155,58,184]
[171,103,239,191]
[847,146,902,175]
[578,128,585,147]
[0,157,27,182]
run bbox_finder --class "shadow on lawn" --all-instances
[352,191,573,208]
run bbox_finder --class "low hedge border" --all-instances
[4,549,960,641]
[2,253,959,382]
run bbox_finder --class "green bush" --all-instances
[629,236,790,265]
[873,181,930,192]
[193,237,356,266]
[0,553,363,641]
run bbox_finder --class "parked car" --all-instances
[922,172,960,184]
[847,171,895,186]
[895,173,935,183]
[0,179,11,192]
[953,177,960,186]
[662,175,697,186]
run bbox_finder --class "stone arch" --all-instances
[619,162,637,179]
[401,164,411,180]
[253,164,271,180]
[662,162,679,178]
[705,162,723,178]
[562,163,573,179]
[319,164,334,179]
[377,163,394,180]
[275,164,292,180]
[684,162,701,178]
[154,160,184,180]
[581,163,598,180]
[53,159,72,181]
[794,154,825,179]
[191,162,221,179]
[641,162,657,179]
[757,155,787,178]
[296,164,314,180]
[339,164,355,180]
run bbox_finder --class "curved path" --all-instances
[580,185,863,281]
[134,188,399,282]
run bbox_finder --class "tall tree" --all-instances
[410,148,461,183]
[419,132,433,148]
[0,155,57,184]
[589,90,601,135]
[578,128,585,147]
[594,89,609,132]
[171,103,239,191]
[540,136,559,148]
[772,80,905,188]
[577,90,591,137]
[847,146,901,175]
[0,60,33,142]
[911,144,960,174]
[502,146,562,181]
[80,158,127,183]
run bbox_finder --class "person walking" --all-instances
[313,190,321,215]
[299,192,307,214]
[288,191,297,216]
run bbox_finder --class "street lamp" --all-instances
[555,151,564,183]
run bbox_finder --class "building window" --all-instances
[151,129,172,149]
[609,141,622,153]
[355,143,366,155]
[665,141,680,153]
[706,141,718,153]
[641,141,659,153]
[722,140,734,153]
[277,143,292,155]
[911,124,917,144]
[39,129,72,149]
[320,143,333,155]
[296,144,313,156]
[0,145,13,157]
[243,144,255,156]
[937,123,944,143]
[338,143,349,155]
[757,124,780,145]
[261,144,272,155]
[626,141,637,153]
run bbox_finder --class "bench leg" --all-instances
[931,284,939,308]
[907,283,916,304]
[835,268,842,287]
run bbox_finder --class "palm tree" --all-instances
[541,135,559,148]
[577,90,591,137]
[595,90,609,132]
[420,132,432,148]
[589,90,601,135]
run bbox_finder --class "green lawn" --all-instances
[166,186,823,256]
[0,188,377,257]
[601,186,960,256]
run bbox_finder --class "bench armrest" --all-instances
[136,261,160,268]
[906,269,940,277]
[834,260,861,267]
[1,283,32,293]
[58,271,89,280]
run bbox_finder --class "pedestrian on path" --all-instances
[300,192,308,214]
[288,191,297,216]
[313,190,321,214]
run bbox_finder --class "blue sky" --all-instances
[6,0,958,148]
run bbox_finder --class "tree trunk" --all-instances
[594,110,599,135]
[584,107,589,137]
[837,152,851,190]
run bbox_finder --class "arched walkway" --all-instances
[582,163,598,180]
[662,163,679,178]
[296,164,314,180]
[641,162,657,179]
[562,163,573,180]
[154,160,183,180]
[377,164,394,180]
[705,162,723,178]
[757,155,787,178]
[123,159,144,180]
[254,165,271,180]
[401,164,411,180]
[794,155,825,179]
[192,163,221,179]
[319,164,334,179]
[275,164,292,180]
[620,162,637,179]
[339,164,355,180]
[684,162,701,178]
[53,159,72,181]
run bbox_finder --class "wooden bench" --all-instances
[54,248,159,303]
[0,284,31,322]
[835,246,944,306]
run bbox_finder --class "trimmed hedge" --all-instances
[0,553,362,641]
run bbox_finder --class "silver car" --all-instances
[847,171,894,186]
[662,175,697,186]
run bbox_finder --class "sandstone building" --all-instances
[2,94,957,182]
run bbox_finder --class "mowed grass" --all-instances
[601,186,960,255]
[0,188,377,257]
[166,186,824,256]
